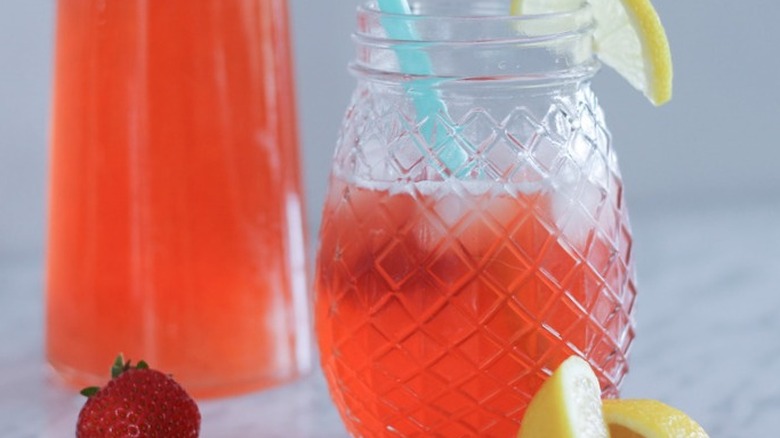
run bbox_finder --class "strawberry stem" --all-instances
[79,355,155,398]
[80,386,99,397]
[110,354,127,379]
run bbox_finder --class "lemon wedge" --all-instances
[512,0,673,105]
[517,356,608,438]
[516,356,710,438]
[603,399,710,438]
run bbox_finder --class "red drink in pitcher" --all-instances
[46,0,309,398]
[316,178,636,436]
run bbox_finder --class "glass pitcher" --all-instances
[315,1,637,435]
[46,0,310,398]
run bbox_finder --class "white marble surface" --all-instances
[2,199,779,437]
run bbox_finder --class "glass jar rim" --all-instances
[352,1,598,82]
[356,1,595,43]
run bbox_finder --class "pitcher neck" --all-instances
[351,1,599,85]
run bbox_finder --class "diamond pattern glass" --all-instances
[316,76,637,436]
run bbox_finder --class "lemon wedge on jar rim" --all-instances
[517,356,710,438]
[511,0,673,106]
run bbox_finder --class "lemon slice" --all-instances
[603,399,710,438]
[512,0,673,105]
[517,356,608,438]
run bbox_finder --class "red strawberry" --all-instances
[76,355,201,438]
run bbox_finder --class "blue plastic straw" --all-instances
[376,0,468,176]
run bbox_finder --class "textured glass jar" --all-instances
[315,2,637,436]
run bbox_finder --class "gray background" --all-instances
[2,0,779,258]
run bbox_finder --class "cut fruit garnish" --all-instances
[516,356,710,438]
[512,0,673,106]
[517,355,608,438]
[603,399,710,438]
